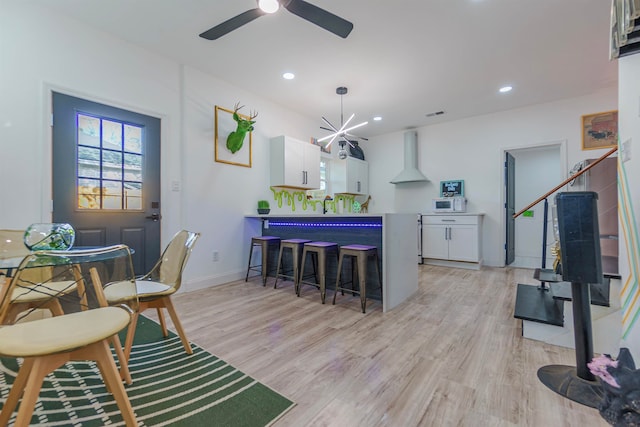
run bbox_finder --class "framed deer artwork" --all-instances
[215,103,257,167]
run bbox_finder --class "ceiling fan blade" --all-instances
[199,8,265,40]
[283,0,353,38]
[320,126,335,132]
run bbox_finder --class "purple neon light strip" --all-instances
[268,222,382,228]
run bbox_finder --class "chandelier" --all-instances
[317,87,368,159]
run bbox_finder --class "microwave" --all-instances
[432,197,467,213]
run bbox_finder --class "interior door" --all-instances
[52,92,161,274]
[505,152,516,265]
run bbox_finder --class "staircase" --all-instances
[514,268,621,354]
[514,268,611,328]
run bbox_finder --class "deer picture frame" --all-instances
[215,104,254,167]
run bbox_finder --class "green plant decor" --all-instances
[257,200,270,214]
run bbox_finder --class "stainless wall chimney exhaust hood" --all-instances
[390,130,429,184]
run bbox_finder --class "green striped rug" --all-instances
[0,316,294,426]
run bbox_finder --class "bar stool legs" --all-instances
[333,244,382,313]
[274,239,311,289]
[245,236,281,286]
[298,242,339,304]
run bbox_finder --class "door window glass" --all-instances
[76,113,143,210]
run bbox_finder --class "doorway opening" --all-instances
[504,142,565,269]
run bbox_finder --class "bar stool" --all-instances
[245,236,281,286]
[333,244,382,313]
[298,241,339,304]
[274,238,311,289]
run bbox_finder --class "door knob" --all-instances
[145,213,161,221]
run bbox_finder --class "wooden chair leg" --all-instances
[157,307,168,337]
[72,265,89,310]
[11,356,66,427]
[163,297,193,355]
[0,358,34,426]
[90,340,138,427]
[124,311,139,362]
[110,334,132,384]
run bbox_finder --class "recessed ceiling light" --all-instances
[282,72,295,80]
[499,85,513,93]
[373,116,382,121]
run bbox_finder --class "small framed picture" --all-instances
[581,110,618,150]
[215,105,252,168]
[440,180,464,197]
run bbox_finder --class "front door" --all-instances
[52,92,161,273]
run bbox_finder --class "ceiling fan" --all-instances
[199,0,354,40]
[317,86,368,158]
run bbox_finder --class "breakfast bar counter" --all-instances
[245,213,418,312]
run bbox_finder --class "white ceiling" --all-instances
[28,0,617,138]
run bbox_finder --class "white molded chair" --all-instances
[0,245,139,427]
[104,230,200,360]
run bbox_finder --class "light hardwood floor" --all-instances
[168,265,609,426]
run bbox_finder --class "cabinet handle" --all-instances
[441,219,456,222]
[448,227,452,240]
[357,181,361,192]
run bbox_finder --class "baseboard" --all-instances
[181,270,245,293]
[422,258,481,270]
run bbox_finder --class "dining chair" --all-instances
[103,230,200,361]
[0,229,88,325]
[0,245,139,427]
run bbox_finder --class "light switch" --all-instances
[621,139,632,163]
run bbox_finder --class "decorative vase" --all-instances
[23,223,76,251]
[257,208,270,215]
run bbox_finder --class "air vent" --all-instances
[425,111,445,118]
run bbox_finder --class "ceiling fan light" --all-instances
[258,0,280,13]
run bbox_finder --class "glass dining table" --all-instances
[1,246,135,274]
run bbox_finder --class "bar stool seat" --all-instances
[274,238,312,289]
[333,244,382,313]
[298,241,339,304]
[245,236,281,286]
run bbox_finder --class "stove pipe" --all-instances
[390,130,429,184]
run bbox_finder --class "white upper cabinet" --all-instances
[332,157,369,195]
[270,135,320,189]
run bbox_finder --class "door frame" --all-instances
[39,83,172,244]
[499,139,568,268]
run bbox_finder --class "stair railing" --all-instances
[514,146,618,219]
[512,146,617,287]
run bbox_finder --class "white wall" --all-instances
[0,2,317,290]
[181,66,317,289]
[366,89,618,267]
[618,53,640,359]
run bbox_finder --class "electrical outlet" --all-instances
[212,251,219,262]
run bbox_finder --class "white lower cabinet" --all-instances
[422,214,483,267]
